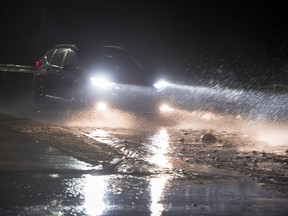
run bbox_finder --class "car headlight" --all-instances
[96,101,108,112]
[153,80,169,90]
[159,103,173,113]
[91,76,115,89]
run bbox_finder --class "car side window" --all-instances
[46,49,56,63]
[51,48,67,67]
[64,49,79,67]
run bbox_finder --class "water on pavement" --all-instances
[0,84,288,215]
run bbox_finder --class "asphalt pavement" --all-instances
[0,113,93,173]
[2,113,288,215]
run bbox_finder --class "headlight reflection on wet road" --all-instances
[87,129,114,145]
[75,127,174,215]
[83,175,107,216]
[150,175,171,216]
[80,174,171,216]
[148,128,172,169]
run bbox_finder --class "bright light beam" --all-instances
[91,76,115,89]
[153,80,169,90]
[159,103,173,113]
[96,101,108,112]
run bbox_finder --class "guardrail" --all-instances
[0,64,35,73]
[0,64,35,92]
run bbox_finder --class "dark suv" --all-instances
[33,44,161,111]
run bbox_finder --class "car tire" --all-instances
[33,83,46,103]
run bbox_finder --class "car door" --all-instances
[47,48,68,97]
[60,49,81,100]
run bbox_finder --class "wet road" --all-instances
[2,172,283,216]
[0,84,288,215]
[1,118,288,215]
[0,122,94,173]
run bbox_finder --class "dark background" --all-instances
[1,0,288,87]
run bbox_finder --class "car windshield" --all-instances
[79,46,147,84]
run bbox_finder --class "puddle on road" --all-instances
[83,127,174,172]
[2,173,287,216]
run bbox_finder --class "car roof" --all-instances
[50,44,128,53]
[53,44,78,51]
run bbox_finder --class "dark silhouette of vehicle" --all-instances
[33,44,151,109]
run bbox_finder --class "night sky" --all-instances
[1,0,288,86]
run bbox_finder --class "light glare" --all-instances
[91,76,115,89]
[159,103,173,113]
[153,80,169,90]
[96,102,108,112]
